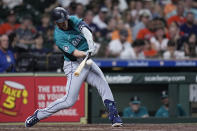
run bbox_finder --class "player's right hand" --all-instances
[86,45,97,56]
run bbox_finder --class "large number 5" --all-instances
[3,96,16,109]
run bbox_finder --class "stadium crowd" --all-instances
[1,0,197,72]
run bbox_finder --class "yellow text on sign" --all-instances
[2,85,22,98]
[3,96,16,109]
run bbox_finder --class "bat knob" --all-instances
[74,72,79,76]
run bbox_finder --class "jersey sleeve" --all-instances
[69,15,92,32]
[56,37,76,54]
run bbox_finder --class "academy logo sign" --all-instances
[104,73,195,84]
[105,75,133,84]
[144,75,186,82]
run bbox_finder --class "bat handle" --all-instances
[74,53,90,76]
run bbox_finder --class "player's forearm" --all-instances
[72,49,86,58]
[81,27,94,49]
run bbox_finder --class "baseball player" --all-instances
[25,7,122,127]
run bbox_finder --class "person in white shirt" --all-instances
[127,39,145,59]
[150,27,168,53]
[93,7,108,30]
[108,29,129,57]
[108,29,145,59]
[163,40,185,60]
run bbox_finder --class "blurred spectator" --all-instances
[132,10,151,40]
[180,12,197,41]
[0,1,8,23]
[129,39,145,59]
[0,10,20,35]
[15,16,36,52]
[93,7,108,30]
[129,1,143,24]
[45,26,54,50]
[75,3,85,18]
[144,39,158,58]
[112,4,121,21]
[152,3,164,18]
[118,0,128,12]
[37,13,53,50]
[44,0,89,14]
[123,96,149,118]
[123,10,134,28]
[44,1,73,12]
[184,33,197,58]
[67,2,77,15]
[0,34,15,72]
[31,34,49,55]
[167,3,186,26]
[46,0,91,9]
[76,0,91,6]
[164,0,177,19]
[111,20,132,43]
[184,0,197,23]
[37,13,52,35]
[163,40,185,60]
[104,0,113,13]
[150,27,169,54]
[108,35,145,59]
[136,19,154,40]
[144,0,154,10]
[104,18,116,41]
[107,29,132,58]
[2,0,23,9]
[84,10,100,40]
[155,91,186,117]
[167,22,183,50]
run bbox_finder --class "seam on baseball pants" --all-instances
[39,62,73,113]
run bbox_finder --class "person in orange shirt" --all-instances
[137,28,152,40]
[167,3,186,26]
[137,19,158,58]
[0,10,20,35]
[136,19,154,40]
[111,20,132,43]
[144,42,157,58]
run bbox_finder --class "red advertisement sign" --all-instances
[0,75,86,123]
[0,77,35,122]
[35,77,85,122]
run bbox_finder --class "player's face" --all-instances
[162,98,169,106]
[130,103,140,112]
[57,20,68,30]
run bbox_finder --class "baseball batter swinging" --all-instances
[25,7,122,127]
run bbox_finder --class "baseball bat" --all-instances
[74,53,90,77]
